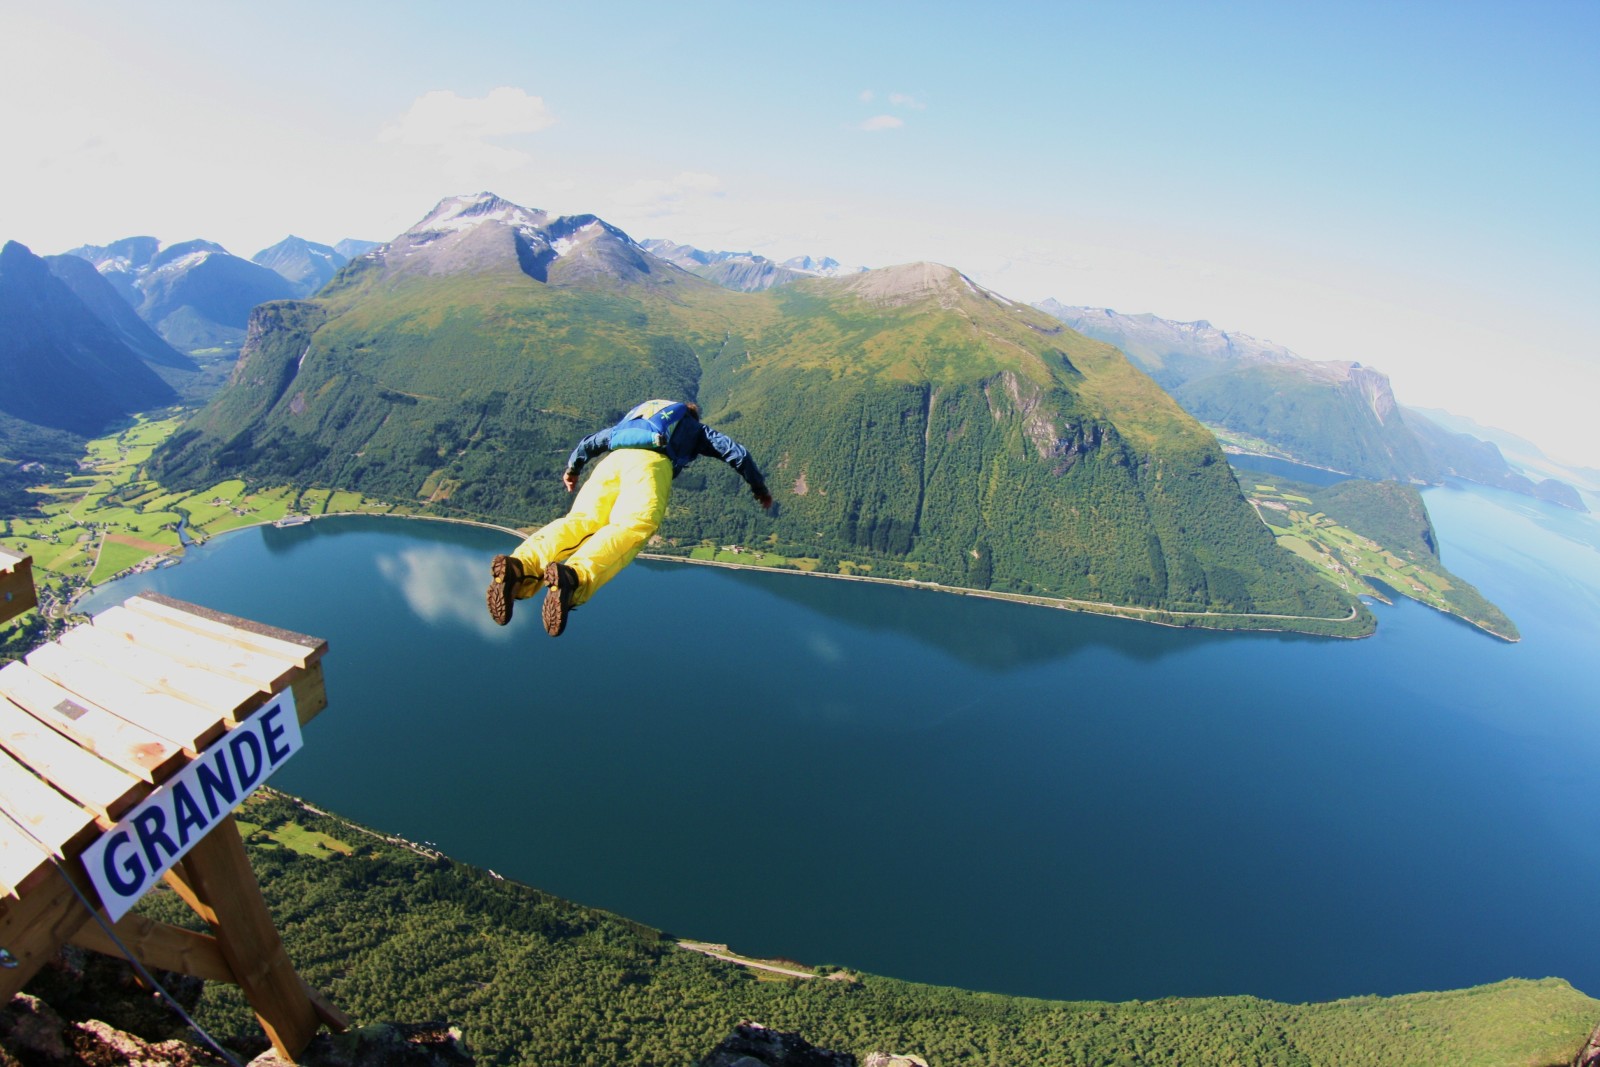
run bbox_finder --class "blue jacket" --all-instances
[566,411,768,494]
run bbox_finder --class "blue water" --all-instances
[80,485,1600,1005]
[1227,454,1352,487]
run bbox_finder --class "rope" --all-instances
[0,808,246,1067]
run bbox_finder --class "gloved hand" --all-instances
[754,487,774,510]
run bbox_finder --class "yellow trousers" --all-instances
[510,449,672,607]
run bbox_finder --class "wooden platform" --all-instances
[0,591,344,1060]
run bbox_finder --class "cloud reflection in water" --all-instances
[376,547,517,642]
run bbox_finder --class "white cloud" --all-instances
[858,114,904,132]
[859,89,875,102]
[379,87,556,146]
[888,92,926,110]
[372,87,557,191]
[611,171,726,218]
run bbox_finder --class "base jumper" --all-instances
[487,399,772,636]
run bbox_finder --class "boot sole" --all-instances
[542,562,575,637]
[487,555,517,626]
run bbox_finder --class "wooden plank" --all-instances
[303,977,353,1032]
[0,662,184,782]
[26,643,227,754]
[58,624,266,723]
[0,550,38,626]
[0,812,51,897]
[0,864,96,999]
[68,912,235,983]
[0,749,99,858]
[124,594,326,668]
[289,663,329,727]
[0,696,145,819]
[172,816,320,1059]
[91,605,304,694]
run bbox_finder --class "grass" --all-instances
[1248,482,1505,633]
[687,544,813,570]
[236,816,355,858]
[89,540,159,584]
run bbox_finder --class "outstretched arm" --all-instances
[564,428,613,490]
[697,425,770,507]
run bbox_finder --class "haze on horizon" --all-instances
[3,0,1595,467]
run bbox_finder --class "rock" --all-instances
[862,1055,929,1067]
[700,1022,857,1067]
[1,992,230,1065]
[249,1022,473,1067]
[1574,1021,1600,1067]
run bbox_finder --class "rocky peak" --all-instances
[408,192,550,238]
[834,261,971,307]
[368,193,654,285]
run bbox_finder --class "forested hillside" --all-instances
[149,196,1360,630]
[139,791,1599,1067]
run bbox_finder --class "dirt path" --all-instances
[676,941,820,980]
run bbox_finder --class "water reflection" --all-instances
[674,561,1335,671]
[373,544,517,642]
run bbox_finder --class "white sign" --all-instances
[83,690,302,921]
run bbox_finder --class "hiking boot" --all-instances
[542,561,578,637]
[487,554,524,626]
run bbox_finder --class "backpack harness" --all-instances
[608,400,691,453]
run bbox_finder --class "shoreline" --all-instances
[105,509,1367,637]
[114,508,1516,640]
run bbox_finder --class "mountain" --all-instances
[67,237,296,354]
[42,253,193,370]
[1038,302,1585,509]
[334,237,381,261]
[779,253,865,278]
[641,239,867,292]
[0,241,177,438]
[150,192,1359,628]
[64,235,160,305]
[640,240,812,291]
[252,235,348,298]
[1401,410,1587,510]
[1410,405,1600,496]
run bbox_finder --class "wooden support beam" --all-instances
[303,977,354,1033]
[169,815,319,1061]
[67,910,235,983]
[289,663,329,726]
[0,865,94,1000]
[0,549,38,627]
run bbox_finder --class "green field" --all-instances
[1247,480,1518,639]
[1,415,402,656]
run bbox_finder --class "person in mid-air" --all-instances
[487,399,772,636]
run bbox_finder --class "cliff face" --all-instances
[1575,1021,1600,1067]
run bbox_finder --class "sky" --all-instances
[3,0,1596,465]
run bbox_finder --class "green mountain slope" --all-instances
[150,195,1358,628]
